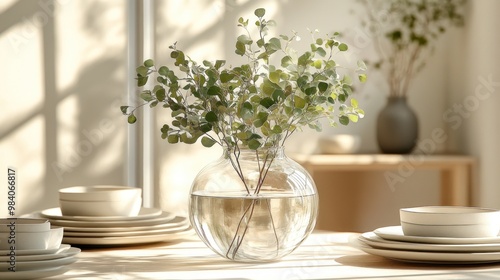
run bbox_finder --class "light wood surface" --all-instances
[47,231,500,279]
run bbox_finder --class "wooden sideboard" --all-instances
[293,154,476,206]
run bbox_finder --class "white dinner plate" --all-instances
[40,207,163,221]
[37,211,175,228]
[0,255,77,271]
[353,237,500,264]
[0,247,78,262]
[62,216,189,233]
[360,232,500,253]
[0,244,71,256]
[0,266,69,279]
[63,227,195,245]
[374,226,500,244]
[63,218,190,237]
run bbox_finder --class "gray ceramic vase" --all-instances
[376,97,418,154]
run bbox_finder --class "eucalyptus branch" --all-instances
[358,0,465,97]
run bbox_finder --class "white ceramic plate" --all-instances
[64,218,190,237]
[35,211,175,228]
[360,232,500,252]
[40,207,163,221]
[0,255,77,271]
[0,247,78,262]
[63,227,195,245]
[353,237,500,264]
[0,266,69,279]
[374,226,500,244]
[0,244,71,256]
[62,216,189,233]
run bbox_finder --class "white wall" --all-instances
[0,0,127,216]
[454,0,500,207]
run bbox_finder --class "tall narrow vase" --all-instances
[189,147,318,262]
[376,96,418,154]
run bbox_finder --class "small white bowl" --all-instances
[400,206,500,225]
[317,134,361,154]
[401,222,500,238]
[0,218,50,233]
[0,219,53,250]
[48,226,64,249]
[400,206,500,238]
[59,185,142,201]
[59,185,142,217]
[59,196,142,217]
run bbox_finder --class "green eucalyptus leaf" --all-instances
[205,111,218,122]
[269,37,281,50]
[140,91,154,102]
[160,124,170,133]
[201,136,216,147]
[269,71,280,83]
[207,86,222,96]
[294,96,306,109]
[120,106,129,115]
[150,101,158,108]
[260,97,274,108]
[220,72,234,83]
[155,88,166,101]
[318,82,328,93]
[144,59,154,67]
[272,125,283,133]
[254,8,265,18]
[237,34,253,44]
[316,47,327,57]
[235,41,246,56]
[351,98,359,108]
[200,123,212,133]
[167,134,179,144]
[348,114,359,123]
[305,87,317,96]
[313,60,322,69]
[136,66,148,77]
[338,43,348,51]
[248,139,261,150]
[214,60,225,69]
[128,114,137,124]
[358,73,367,83]
[339,115,349,125]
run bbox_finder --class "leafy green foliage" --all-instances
[358,0,465,97]
[123,8,366,154]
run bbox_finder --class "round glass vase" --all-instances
[189,146,318,262]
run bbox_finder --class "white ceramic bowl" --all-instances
[400,206,500,225]
[59,185,142,201]
[401,222,500,238]
[59,196,142,217]
[0,219,52,250]
[317,134,361,154]
[0,218,50,233]
[59,185,142,217]
[48,226,64,249]
[400,206,500,238]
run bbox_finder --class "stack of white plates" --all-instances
[0,244,80,279]
[28,207,193,246]
[354,225,500,264]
